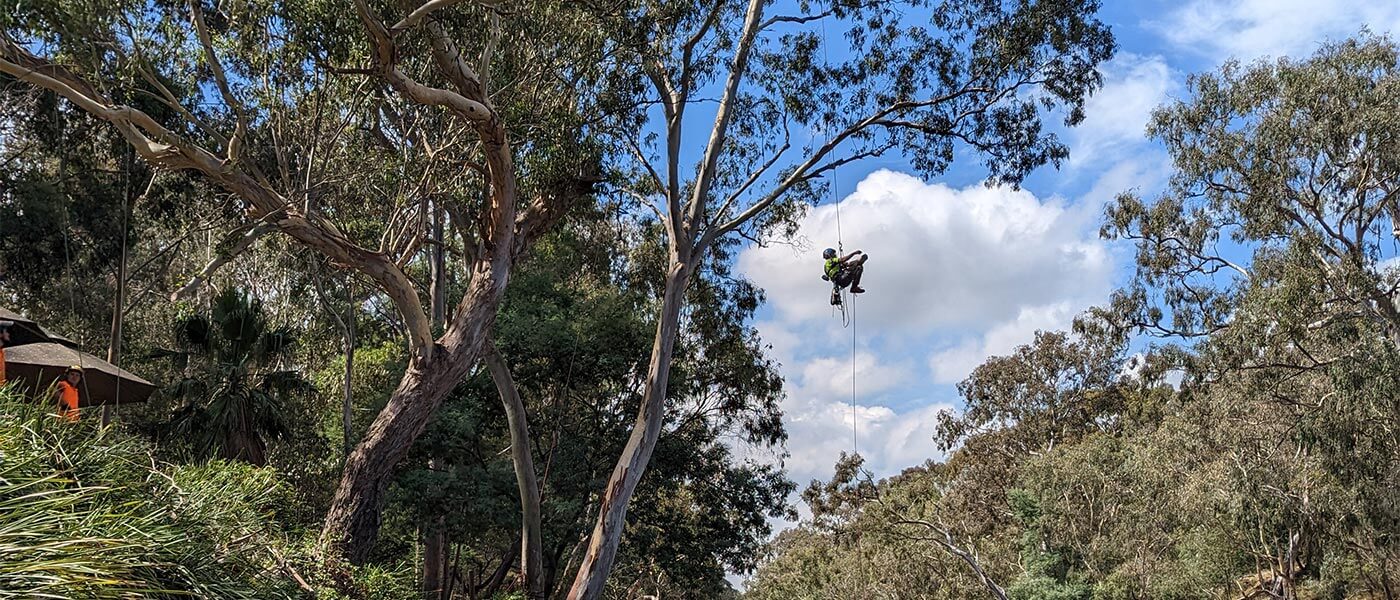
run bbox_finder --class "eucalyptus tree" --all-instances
[1102,34,1400,343]
[570,1,1115,595]
[1,0,607,563]
[397,212,792,598]
[1100,35,1400,598]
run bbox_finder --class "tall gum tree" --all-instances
[1102,35,1400,346]
[0,0,606,563]
[568,0,1116,596]
[1100,36,1400,598]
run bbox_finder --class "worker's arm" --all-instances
[840,250,862,263]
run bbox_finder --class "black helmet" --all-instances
[823,248,837,259]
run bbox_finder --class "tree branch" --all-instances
[170,221,278,300]
[0,36,436,353]
[894,519,1009,600]
[682,0,766,252]
[352,0,492,122]
[189,0,248,164]
[713,127,790,222]
[699,85,989,249]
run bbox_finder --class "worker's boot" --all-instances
[851,286,866,294]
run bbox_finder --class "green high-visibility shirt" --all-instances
[824,257,841,279]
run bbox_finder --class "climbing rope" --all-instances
[56,102,90,406]
[840,289,851,453]
[821,7,869,596]
[820,4,857,458]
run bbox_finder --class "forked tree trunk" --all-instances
[322,247,513,563]
[321,127,524,563]
[567,261,691,599]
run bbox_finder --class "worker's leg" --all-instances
[848,264,865,292]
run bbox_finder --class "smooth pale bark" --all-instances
[483,345,544,598]
[567,262,691,599]
[342,289,356,454]
[895,519,1008,600]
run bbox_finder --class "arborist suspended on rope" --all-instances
[822,247,868,305]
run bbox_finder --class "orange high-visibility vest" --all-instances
[57,381,79,421]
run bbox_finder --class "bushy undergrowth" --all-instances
[0,385,299,599]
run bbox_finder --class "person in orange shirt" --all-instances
[0,320,11,386]
[56,365,82,421]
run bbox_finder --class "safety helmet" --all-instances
[823,248,837,259]
[66,365,84,374]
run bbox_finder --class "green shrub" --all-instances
[0,385,299,599]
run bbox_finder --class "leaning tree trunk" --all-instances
[321,240,515,562]
[484,345,544,598]
[568,261,691,599]
[322,352,476,563]
[320,112,526,563]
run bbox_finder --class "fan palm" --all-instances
[162,289,310,466]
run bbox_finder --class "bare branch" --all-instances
[641,56,684,245]
[189,0,247,163]
[170,221,278,301]
[391,0,505,32]
[682,0,766,250]
[619,131,667,200]
[678,1,727,95]
[425,18,487,101]
[894,519,1009,600]
[759,8,836,30]
[353,0,492,122]
[713,137,790,221]
[699,85,992,248]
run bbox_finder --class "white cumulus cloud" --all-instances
[738,169,1116,489]
[739,170,1112,337]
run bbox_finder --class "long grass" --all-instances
[0,384,297,599]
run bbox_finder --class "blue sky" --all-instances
[731,0,1400,496]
